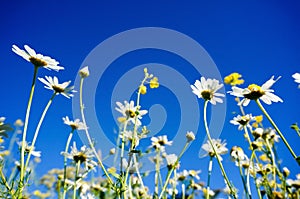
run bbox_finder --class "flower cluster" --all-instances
[1,46,299,199]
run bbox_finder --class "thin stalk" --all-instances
[203,100,237,198]
[255,99,298,164]
[0,167,15,198]
[206,156,213,199]
[25,93,56,171]
[158,141,190,199]
[237,160,251,199]
[19,66,39,195]
[154,150,160,197]
[182,184,185,199]
[265,140,277,190]
[62,129,74,199]
[73,161,80,199]
[79,78,113,185]
[132,153,145,190]
[120,121,128,173]
[249,151,262,199]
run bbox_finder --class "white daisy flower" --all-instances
[191,77,225,105]
[61,142,97,170]
[228,76,283,106]
[119,130,145,147]
[115,100,148,126]
[165,154,178,167]
[188,169,201,180]
[230,146,247,162]
[230,114,255,130]
[177,169,189,181]
[18,141,41,157]
[63,116,86,130]
[292,73,300,88]
[201,139,228,160]
[38,76,76,98]
[151,135,173,151]
[12,45,64,71]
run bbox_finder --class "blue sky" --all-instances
[1,0,300,197]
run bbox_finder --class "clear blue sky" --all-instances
[1,0,300,197]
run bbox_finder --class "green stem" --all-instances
[0,167,15,198]
[62,129,74,199]
[203,100,237,199]
[120,121,128,173]
[237,160,251,199]
[265,139,277,190]
[73,161,80,199]
[19,66,39,195]
[255,99,298,164]
[206,156,213,199]
[79,78,113,186]
[249,151,262,199]
[154,150,160,197]
[158,142,190,199]
[24,93,56,171]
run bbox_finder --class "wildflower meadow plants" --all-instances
[0,45,299,199]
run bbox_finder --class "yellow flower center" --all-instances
[244,84,265,100]
[201,90,212,100]
[126,110,137,118]
[29,57,47,67]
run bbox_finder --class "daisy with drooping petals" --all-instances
[61,142,97,171]
[115,100,148,126]
[292,73,300,88]
[38,76,76,98]
[63,116,86,130]
[191,77,225,105]
[230,114,255,130]
[150,135,173,151]
[228,76,283,106]
[201,139,228,161]
[12,45,64,71]
[18,141,41,158]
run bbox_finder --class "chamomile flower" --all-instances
[115,100,148,126]
[191,77,225,105]
[188,169,201,180]
[201,139,228,160]
[119,130,146,147]
[151,135,173,151]
[63,116,86,130]
[12,45,64,71]
[292,73,300,88]
[18,141,41,157]
[61,142,97,170]
[38,76,76,98]
[230,146,247,162]
[165,154,178,168]
[228,76,283,106]
[230,114,255,130]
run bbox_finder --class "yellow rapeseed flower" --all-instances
[224,72,244,86]
[139,85,147,94]
[150,77,159,88]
